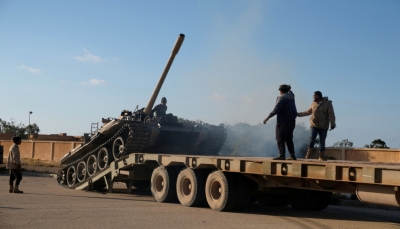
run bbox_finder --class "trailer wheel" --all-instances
[313,191,332,211]
[151,166,178,203]
[232,174,251,211]
[66,166,76,187]
[256,193,289,207]
[176,168,206,207]
[205,171,238,212]
[289,190,320,211]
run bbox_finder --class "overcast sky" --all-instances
[1,0,399,148]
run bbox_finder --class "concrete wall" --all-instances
[1,139,399,163]
[1,140,83,162]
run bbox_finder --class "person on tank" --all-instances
[263,84,297,160]
[6,136,23,193]
[152,97,168,118]
[297,91,336,161]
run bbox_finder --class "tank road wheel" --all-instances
[176,168,206,207]
[205,171,238,212]
[57,169,65,185]
[112,137,126,160]
[288,189,321,211]
[97,148,110,171]
[66,166,77,187]
[86,155,97,176]
[76,161,87,183]
[151,166,178,203]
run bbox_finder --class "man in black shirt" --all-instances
[152,97,168,118]
[263,85,297,160]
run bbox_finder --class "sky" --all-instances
[0,0,399,148]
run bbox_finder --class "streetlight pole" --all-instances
[29,111,32,140]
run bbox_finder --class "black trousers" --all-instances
[9,169,22,186]
[276,119,296,156]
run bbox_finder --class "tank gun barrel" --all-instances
[143,34,185,115]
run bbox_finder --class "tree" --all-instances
[27,124,40,137]
[364,139,389,149]
[0,118,40,139]
[332,139,353,148]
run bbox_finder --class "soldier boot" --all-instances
[9,185,13,193]
[13,185,23,194]
[273,156,286,160]
[319,150,327,161]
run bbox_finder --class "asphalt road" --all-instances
[0,175,399,229]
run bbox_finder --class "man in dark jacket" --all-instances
[263,84,297,160]
[152,97,167,118]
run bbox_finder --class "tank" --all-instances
[57,34,226,188]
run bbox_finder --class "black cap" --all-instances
[161,97,167,102]
[279,84,291,91]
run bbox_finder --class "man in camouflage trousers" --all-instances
[6,136,23,193]
[297,91,336,161]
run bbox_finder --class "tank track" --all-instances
[58,122,149,189]
[201,126,227,156]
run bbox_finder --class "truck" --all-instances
[58,34,400,212]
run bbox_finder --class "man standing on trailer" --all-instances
[297,91,336,161]
[263,84,298,160]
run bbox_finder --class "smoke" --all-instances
[177,1,311,128]
[219,122,310,158]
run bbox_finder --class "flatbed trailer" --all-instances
[59,34,400,212]
[72,152,400,212]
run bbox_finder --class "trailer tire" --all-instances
[289,190,320,211]
[232,174,251,211]
[205,171,238,212]
[257,193,289,207]
[176,168,206,207]
[151,166,178,203]
[313,191,332,211]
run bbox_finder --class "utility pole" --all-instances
[29,111,33,140]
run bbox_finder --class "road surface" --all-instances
[0,175,399,229]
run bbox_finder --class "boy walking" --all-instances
[6,136,23,193]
